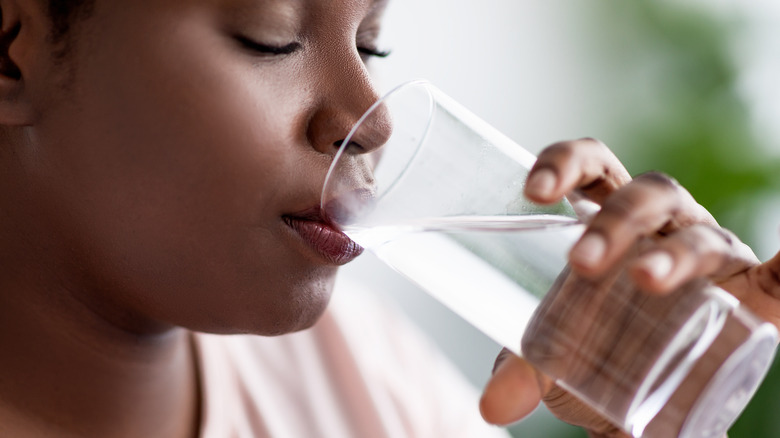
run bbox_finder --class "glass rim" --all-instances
[320,78,436,213]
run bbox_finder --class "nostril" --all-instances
[333,140,365,154]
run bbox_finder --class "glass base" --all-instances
[679,322,777,438]
[640,300,777,438]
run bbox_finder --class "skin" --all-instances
[480,138,780,438]
[0,0,388,436]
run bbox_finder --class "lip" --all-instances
[283,207,364,265]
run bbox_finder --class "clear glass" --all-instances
[321,80,777,438]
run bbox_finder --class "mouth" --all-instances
[282,207,364,265]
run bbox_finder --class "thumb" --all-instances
[480,348,547,425]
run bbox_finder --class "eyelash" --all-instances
[357,47,391,59]
[236,36,301,56]
[236,35,390,60]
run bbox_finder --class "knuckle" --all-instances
[634,171,681,191]
[665,225,734,260]
[668,224,758,281]
[672,226,712,257]
[578,137,608,150]
[600,192,638,219]
[598,191,658,231]
[541,141,577,160]
[753,261,780,300]
[543,137,607,157]
[693,224,755,262]
[542,386,577,412]
[625,173,714,230]
[543,386,626,438]
[704,225,736,247]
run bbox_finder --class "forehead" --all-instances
[218,0,388,20]
[69,0,390,60]
[181,0,390,43]
[83,0,389,34]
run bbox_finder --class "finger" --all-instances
[629,224,759,294]
[749,251,780,302]
[524,138,631,205]
[484,351,629,437]
[569,172,716,276]
[721,250,780,328]
[480,349,549,425]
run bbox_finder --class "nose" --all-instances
[306,73,392,157]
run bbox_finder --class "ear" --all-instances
[0,0,43,125]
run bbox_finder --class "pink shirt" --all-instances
[194,281,509,438]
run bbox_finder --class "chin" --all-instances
[201,273,337,337]
[261,293,332,336]
[274,275,336,334]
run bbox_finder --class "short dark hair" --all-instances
[46,0,95,42]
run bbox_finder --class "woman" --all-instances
[0,0,775,436]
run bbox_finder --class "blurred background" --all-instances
[340,0,780,436]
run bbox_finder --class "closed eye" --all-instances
[357,47,391,59]
[236,35,301,56]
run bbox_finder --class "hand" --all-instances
[480,138,776,437]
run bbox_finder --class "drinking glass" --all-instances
[321,79,777,438]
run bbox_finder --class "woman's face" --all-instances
[25,0,391,335]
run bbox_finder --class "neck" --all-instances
[0,274,201,438]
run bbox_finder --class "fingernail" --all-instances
[636,251,673,280]
[491,348,514,375]
[525,168,557,199]
[570,233,606,268]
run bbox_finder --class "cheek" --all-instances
[32,19,334,334]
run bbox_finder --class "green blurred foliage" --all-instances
[581,1,780,241]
